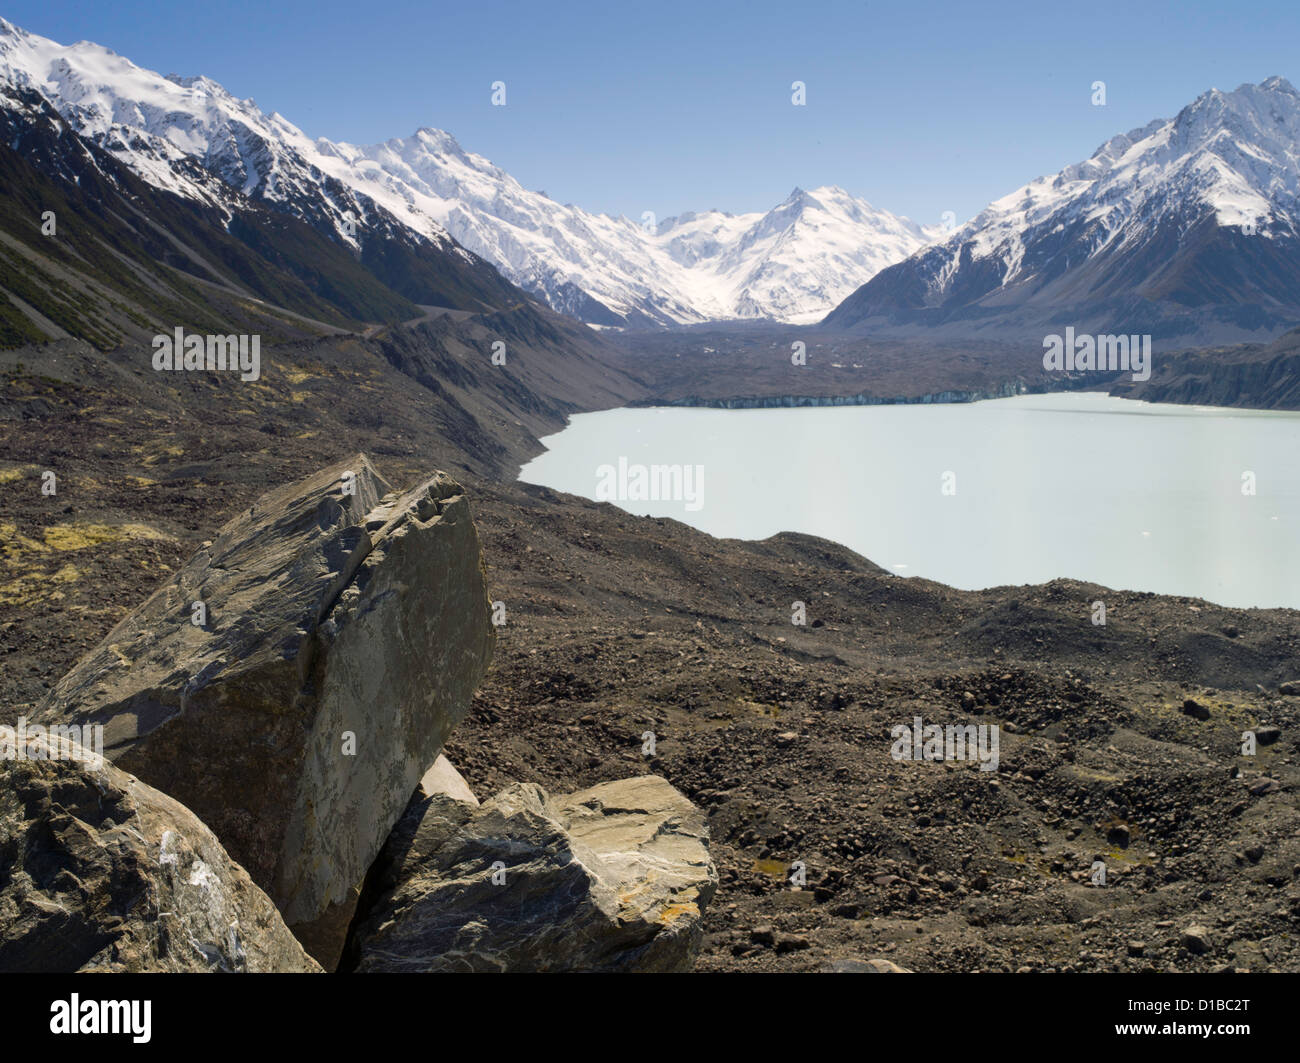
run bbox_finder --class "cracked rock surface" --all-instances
[0,733,320,972]
[348,774,717,972]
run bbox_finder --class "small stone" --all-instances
[774,933,811,954]
[1127,940,1146,957]
[1256,726,1282,746]
[1181,925,1213,954]
[750,925,776,947]
[1182,698,1211,720]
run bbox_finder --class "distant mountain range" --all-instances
[825,77,1300,343]
[3,16,1300,346]
[0,19,937,329]
[333,128,942,325]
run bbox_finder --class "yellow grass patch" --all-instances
[42,523,173,550]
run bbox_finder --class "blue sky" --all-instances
[7,0,1299,224]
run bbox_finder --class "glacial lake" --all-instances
[519,393,1300,610]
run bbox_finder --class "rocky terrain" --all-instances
[3,7,1299,983]
[3,316,1297,974]
[1111,326,1300,410]
[614,324,1300,413]
[31,454,497,967]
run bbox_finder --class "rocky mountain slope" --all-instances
[825,77,1300,345]
[0,82,422,349]
[0,19,530,347]
[1109,324,1300,408]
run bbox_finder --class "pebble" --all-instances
[1181,925,1213,954]
[774,933,810,953]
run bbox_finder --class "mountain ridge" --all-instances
[823,76,1300,344]
[0,18,938,328]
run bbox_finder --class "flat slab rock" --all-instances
[0,735,319,972]
[349,774,718,973]
[32,454,494,968]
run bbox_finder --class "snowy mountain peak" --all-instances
[412,126,466,155]
[1259,75,1298,95]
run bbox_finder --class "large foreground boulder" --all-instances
[0,734,319,972]
[32,455,494,967]
[349,774,718,972]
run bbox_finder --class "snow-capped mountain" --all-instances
[0,18,465,256]
[331,123,941,323]
[652,185,942,324]
[0,18,937,327]
[825,77,1300,342]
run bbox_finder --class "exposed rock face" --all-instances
[349,775,717,972]
[33,454,494,968]
[0,734,320,972]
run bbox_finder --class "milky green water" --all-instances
[519,393,1300,610]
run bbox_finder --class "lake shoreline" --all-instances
[523,393,1300,612]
